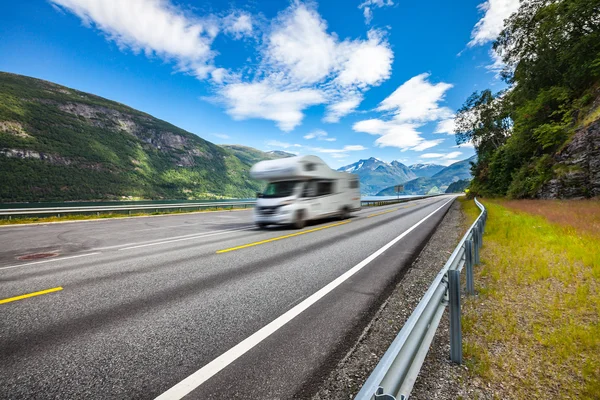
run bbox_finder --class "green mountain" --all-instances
[0,72,283,202]
[430,156,476,182]
[446,179,470,193]
[376,156,476,195]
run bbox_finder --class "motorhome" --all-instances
[250,155,361,229]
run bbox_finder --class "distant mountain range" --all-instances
[376,156,477,196]
[338,157,416,195]
[339,157,474,195]
[408,163,445,178]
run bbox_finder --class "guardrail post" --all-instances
[373,387,396,400]
[465,240,474,295]
[448,269,462,364]
[473,227,480,265]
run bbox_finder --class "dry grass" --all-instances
[460,198,600,399]
[500,199,600,238]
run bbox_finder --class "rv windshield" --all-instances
[262,181,299,198]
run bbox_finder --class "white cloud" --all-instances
[421,151,463,159]
[263,4,392,88]
[304,129,336,141]
[377,73,453,122]
[307,144,366,159]
[353,73,454,151]
[434,118,456,134]
[223,3,392,130]
[212,133,230,139]
[323,95,363,123]
[421,153,445,158]
[266,140,302,149]
[335,30,393,88]
[358,0,394,24]
[310,145,367,153]
[453,141,475,148]
[51,0,217,78]
[218,82,325,131]
[330,153,349,159]
[265,4,337,84]
[468,0,520,47]
[55,1,394,132]
[353,119,430,151]
[411,139,444,151]
[223,12,253,39]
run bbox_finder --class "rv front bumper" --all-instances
[253,206,294,225]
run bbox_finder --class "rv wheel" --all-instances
[256,223,268,229]
[293,210,306,229]
[339,207,350,220]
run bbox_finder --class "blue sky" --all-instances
[0,0,517,168]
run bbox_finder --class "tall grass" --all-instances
[460,199,600,399]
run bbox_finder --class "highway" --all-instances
[0,195,456,399]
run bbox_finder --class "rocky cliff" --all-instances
[538,119,600,199]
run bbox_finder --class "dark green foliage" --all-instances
[0,72,278,202]
[458,0,600,198]
[445,179,471,193]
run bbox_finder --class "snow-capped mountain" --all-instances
[408,163,445,178]
[338,157,417,195]
[377,155,477,195]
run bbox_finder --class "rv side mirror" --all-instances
[256,192,263,198]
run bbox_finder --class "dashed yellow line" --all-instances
[367,208,399,218]
[216,220,351,254]
[0,286,63,305]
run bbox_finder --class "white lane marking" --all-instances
[90,226,255,251]
[0,252,100,271]
[155,197,454,400]
[118,227,256,251]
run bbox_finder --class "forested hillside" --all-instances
[455,0,600,198]
[0,73,281,202]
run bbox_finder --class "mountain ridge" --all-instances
[0,72,284,202]
[377,156,476,195]
[338,157,416,195]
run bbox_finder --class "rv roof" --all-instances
[250,155,340,181]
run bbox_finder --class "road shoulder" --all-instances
[313,199,471,399]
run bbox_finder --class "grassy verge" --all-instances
[459,198,600,399]
[0,206,250,226]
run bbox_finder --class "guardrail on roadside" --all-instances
[355,197,487,400]
[0,195,441,219]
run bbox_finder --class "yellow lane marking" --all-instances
[0,286,63,305]
[217,220,351,254]
[367,208,399,218]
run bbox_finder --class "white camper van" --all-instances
[250,155,361,229]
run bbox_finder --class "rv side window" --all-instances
[349,180,359,189]
[304,162,316,171]
[303,181,317,197]
[317,181,333,196]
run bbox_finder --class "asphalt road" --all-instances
[0,195,456,399]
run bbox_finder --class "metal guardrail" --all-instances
[0,195,440,218]
[0,201,257,218]
[355,197,487,400]
[360,195,437,207]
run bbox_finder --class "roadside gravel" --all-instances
[313,200,485,400]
